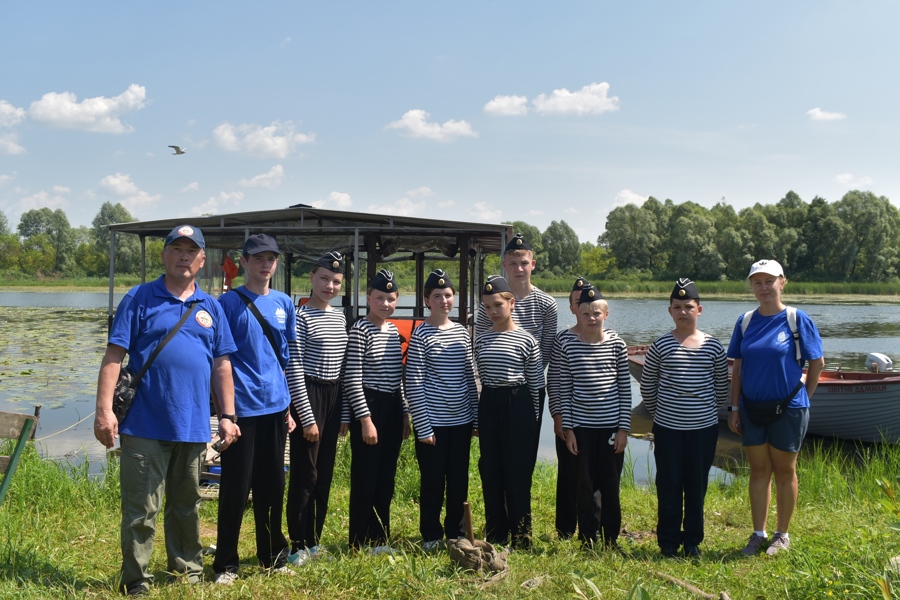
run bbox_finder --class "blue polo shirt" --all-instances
[218,286,296,417]
[109,275,236,442]
[727,308,823,409]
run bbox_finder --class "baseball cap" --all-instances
[165,225,205,249]
[242,234,280,255]
[747,259,784,278]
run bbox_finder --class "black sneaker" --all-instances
[660,546,680,558]
[683,545,701,558]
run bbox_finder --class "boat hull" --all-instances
[627,345,900,444]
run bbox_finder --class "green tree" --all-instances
[16,207,74,273]
[602,203,658,271]
[834,190,900,280]
[666,212,724,280]
[542,220,581,276]
[0,210,9,236]
[0,233,21,271]
[91,202,141,275]
[578,242,616,278]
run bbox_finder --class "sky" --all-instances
[1,1,898,244]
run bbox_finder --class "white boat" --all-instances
[627,346,900,444]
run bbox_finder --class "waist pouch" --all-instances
[742,381,803,427]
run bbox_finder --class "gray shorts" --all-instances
[740,406,809,453]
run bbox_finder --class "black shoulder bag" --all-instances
[113,302,198,423]
[741,381,804,427]
[234,289,286,369]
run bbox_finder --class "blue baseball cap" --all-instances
[242,233,280,255]
[164,225,205,248]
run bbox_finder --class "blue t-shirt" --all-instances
[727,307,823,409]
[109,275,237,442]
[219,286,296,417]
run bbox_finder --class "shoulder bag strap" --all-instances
[234,288,285,369]
[133,302,198,382]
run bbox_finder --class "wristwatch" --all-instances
[726,405,739,413]
[219,413,238,423]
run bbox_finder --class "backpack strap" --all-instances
[741,307,802,367]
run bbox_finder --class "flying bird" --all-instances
[168,145,186,155]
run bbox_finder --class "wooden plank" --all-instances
[0,413,35,440]
[0,457,9,474]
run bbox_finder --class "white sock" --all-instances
[754,530,767,538]
[774,531,789,539]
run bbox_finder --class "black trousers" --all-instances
[214,410,290,572]
[415,423,472,542]
[287,376,342,550]
[529,390,546,470]
[478,385,537,548]
[349,388,404,548]
[652,422,718,549]
[574,426,622,545]
[557,433,624,539]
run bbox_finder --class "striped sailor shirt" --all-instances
[342,318,406,423]
[639,332,728,430]
[474,327,545,418]
[558,332,631,431]
[286,305,348,428]
[548,328,619,416]
[405,322,478,440]
[475,286,558,369]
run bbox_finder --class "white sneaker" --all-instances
[423,540,443,552]
[368,545,395,556]
[213,571,238,586]
[287,550,308,566]
[272,565,296,576]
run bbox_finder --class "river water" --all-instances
[2,291,899,482]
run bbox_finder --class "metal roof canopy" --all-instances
[106,204,512,328]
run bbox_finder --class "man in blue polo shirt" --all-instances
[213,234,297,584]
[93,224,239,596]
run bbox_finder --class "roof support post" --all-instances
[458,234,469,325]
[107,230,116,334]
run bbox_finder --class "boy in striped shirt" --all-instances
[639,279,728,558]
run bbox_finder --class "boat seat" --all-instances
[0,412,37,509]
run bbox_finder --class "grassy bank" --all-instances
[1,438,899,599]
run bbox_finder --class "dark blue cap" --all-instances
[165,225,205,249]
[243,234,280,256]
[483,275,512,296]
[314,251,344,274]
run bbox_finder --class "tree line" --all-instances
[0,188,896,283]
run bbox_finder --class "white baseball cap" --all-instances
[747,259,784,279]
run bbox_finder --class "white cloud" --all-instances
[386,109,477,142]
[563,207,580,214]
[806,107,846,121]
[312,191,353,210]
[213,121,314,158]
[99,172,161,213]
[280,36,292,48]
[834,173,873,187]
[406,186,434,198]
[532,82,619,116]
[528,209,545,216]
[367,197,427,217]
[0,133,26,155]
[188,191,245,217]
[19,190,68,212]
[181,181,199,192]
[613,189,647,207]
[28,84,147,133]
[52,185,71,194]
[0,101,26,127]
[238,165,284,189]
[0,172,14,186]
[484,95,529,116]
[468,201,502,222]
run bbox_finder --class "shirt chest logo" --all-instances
[275,307,286,325]
[196,310,213,328]
[777,331,789,344]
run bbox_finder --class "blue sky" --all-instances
[1,1,897,243]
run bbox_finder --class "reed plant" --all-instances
[1,436,900,598]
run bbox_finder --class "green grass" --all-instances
[2,437,900,599]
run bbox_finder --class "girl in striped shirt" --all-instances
[285,252,349,563]
[341,269,410,552]
[405,270,478,549]
[640,280,727,558]
[474,275,544,549]
[559,285,630,547]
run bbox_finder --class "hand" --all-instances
[419,435,436,445]
[303,422,320,442]
[613,429,628,454]
[286,412,297,434]
[564,429,578,456]
[472,428,479,438]
[361,417,377,445]
[728,410,743,434]
[217,419,241,451]
[552,414,564,440]
[339,423,350,437]
[93,409,118,449]
[401,414,410,440]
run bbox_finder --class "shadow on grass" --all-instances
[0,545,111,595]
